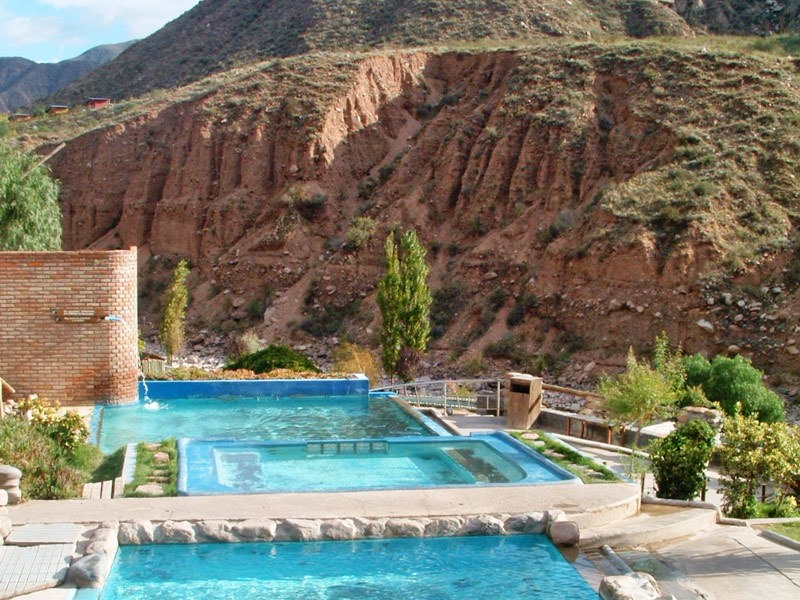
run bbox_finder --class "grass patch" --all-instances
[91,446,126,482]
[762,522,800,542]
[511,431,619,484]
[125,439,178,497]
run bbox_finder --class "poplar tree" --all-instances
[377,232,402,379]
[159,260,190,363]
[377,230,432,380]
[0,145,61,250]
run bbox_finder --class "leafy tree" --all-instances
[377,232,403,379]
[332,341,380,386]
[0,145,61,250]
[598,347,679,449]
[703,355,784,422]
[719,414,800,518]
[650,420,715,500]
[159,260,190,363]
[377,230,432,381]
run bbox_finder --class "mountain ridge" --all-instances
[0,41,135,113]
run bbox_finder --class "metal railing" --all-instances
[372,379,505,416]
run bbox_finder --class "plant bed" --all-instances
[125,439,178,497]
[511,431,618,484]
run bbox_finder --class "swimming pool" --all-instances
[96,535,600,599]
[178,432,579,495]
[93,380,436,453]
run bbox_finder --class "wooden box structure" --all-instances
[505,372,543,430]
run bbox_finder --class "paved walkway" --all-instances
[655,525,800,600]
[10,483,640,529]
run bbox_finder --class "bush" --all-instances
[683,353,711,389]
[506,294,538,327]
[16,396,89,454]
[484,334,532,369]
[703,355,784,422]
[344,216,376,250]
[650,420,715,500]
[332,342,380,386]
[224,345,319,374]
[0,417,86,500]
[430,281,467,339]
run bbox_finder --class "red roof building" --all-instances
[86,98,110,109]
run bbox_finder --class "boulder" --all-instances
[0,517,11,539]
[232,519,276,541]
[195,520,237,543]
[696,319,714,333]
[385,518,425,538]
[321,519,359,540]
[155,520,196,543]
[69,553,110,588]
[6,488,21,505]
[0,465,21,484]
[599,572,665,600]
[118,520,155,545]
[85,527,118,556]
[548,521,580,546]
[274,519,321,542]
[424,517,464,537]
[354,518,386,538]
[458,515,505,536]
[0,489,7,506]
[504,513,547,534]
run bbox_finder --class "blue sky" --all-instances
[0,1,200,63]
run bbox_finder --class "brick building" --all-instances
[0,248,138,405]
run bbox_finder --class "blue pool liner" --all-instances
[139,375,369,400]
[176,431,581,496]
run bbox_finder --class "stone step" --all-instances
[581,506,717,550]
[6,524,84,546]
[82,480,119,500]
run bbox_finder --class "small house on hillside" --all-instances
[9,114,31,122]
[46,105,69,115]
[86,98,110,110]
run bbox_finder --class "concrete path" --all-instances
[656,525,800,600]
[9,483,640,529]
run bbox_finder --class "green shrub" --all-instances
[683,353,711,389]
[344,216,376,250]
[224,344,319,374]
[0,417,85,500]
[484,334,532,369]
[506,294,538,327]
[430,281,467,339]
[703,355,784,422]
[650,420,715,500]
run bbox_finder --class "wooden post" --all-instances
[0,378,16,420]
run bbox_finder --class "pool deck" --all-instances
[10,483,639,529]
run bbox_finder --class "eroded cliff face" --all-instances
[47,46,800,378]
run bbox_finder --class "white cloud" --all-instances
[0,13,65,47]
[41,0,199,37]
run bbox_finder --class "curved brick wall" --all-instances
[0,248,138,405]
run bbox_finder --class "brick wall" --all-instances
[0,249,138,405]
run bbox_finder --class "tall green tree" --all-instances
[377,230,432,380]
[377,232,403,379]
[159,260,190,363]
[0,145,61,250]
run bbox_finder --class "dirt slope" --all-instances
[37,42,799,385]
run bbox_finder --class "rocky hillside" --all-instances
[54,0,696,102]
[17,39,798,388]
[0,42,135,113]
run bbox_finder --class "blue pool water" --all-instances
[98,535,600,599]
[178,433,577,495]
[95,396,431,454]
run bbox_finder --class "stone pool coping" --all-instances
[10,482,640,530]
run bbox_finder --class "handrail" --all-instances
[0,376,14,421]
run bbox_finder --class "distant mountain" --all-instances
[0,42,136,113]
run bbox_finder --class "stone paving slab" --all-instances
[9,483,640,530]
[0,544,73,600]
[6,524,85,546]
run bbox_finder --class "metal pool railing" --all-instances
[372,379,505,416]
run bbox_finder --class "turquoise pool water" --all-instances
[178,433,576,495]
[98,535,600,599]
[95,396,430,454]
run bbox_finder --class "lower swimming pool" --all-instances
[178,432,578,494]
[96,535,600,599]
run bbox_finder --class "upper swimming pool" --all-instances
[93,379,437,454]
[96,535,600,600]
